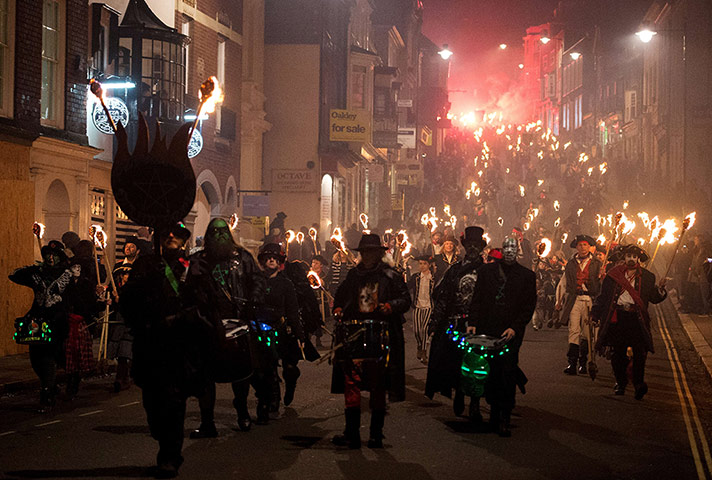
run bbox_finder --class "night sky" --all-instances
[421,0,653,118]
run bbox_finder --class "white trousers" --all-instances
[568,296,593,345]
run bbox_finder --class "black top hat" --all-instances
[354,233,387,251]
[164,222,191,241]
[460,226,487,250]
[621,244,650,262]
[569,234,596,248]
[276,212,287,218]
[258,242,286,262]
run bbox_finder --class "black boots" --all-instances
[332,407,361,449]
[634,382,648,400]
[232,396,252,432]
[469,396,483,424]
[368,410,385,448]
[453,390,465,415]
[38,387,56,413]
[65,374,81,400]
[564,343,579,375]
[578,340,589,374]
[284,383,296,407]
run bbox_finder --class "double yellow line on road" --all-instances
[655,304,712,480]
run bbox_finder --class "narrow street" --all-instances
[1,298,710,480]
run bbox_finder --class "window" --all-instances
[562,103,569,131]
[139,38,185,121]
[41,0,65,126]
[351,65,366,109]
[574,95,583,129]
[216,38,225,131]
[625,90,637,122]
[181,19,191,94]
[0,0,14,117]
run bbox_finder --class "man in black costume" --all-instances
[257,243,307,410]
[592,244,667,400]
[120,223,201,478]
[331,234,410,449]
[425,226,487,419]
[184,217,266,436]
[468,236,536,436]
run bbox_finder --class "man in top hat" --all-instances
[592,244,667,399]
[555,234,602,375]
[425,226,487,420]
[433,234,460,285]
[331,233,410,449]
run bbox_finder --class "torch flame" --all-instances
[429,207,436,217]
[519,185,525,197]
[659,219,679,245]
[554,200,560,212]
[637,238,646,247]
[420,214,429,226]
[623,200,629,210]
[450,216,457,230]
[577,208,584,217]
[309,227,318,243]
[523,222,531,231]
[596,234,606,245]
[538,238,552,257]
[554,217,560,228]
[228,213,239,230]
[286,230,296,244]
[483,233,491,244]
[296,232,305,244]
[684,212,696,231]
[497,217,504,227]
[622,220,636,236]
[307,270,323,290]
[198,76,224,114]
[330,227,347,252]
[562,233,569,244]
[91,224,107,250]
[444,205,451,217]
[33,222,46,239]
[359,213,369,230]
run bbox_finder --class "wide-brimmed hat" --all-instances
[569,234,596,248]
[460,226,487,250]
[354,233,388,251]
[258,242,286,262]
[621,244,649,262]
[160,222,191,241]
[41,240,67,261]
[442,234,459,246]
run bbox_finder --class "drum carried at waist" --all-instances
[214,318,253,383]
[333,318,389,362]
[13,315,53,345]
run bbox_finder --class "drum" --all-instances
[14,315,53,345]
[459,334,511,397]
[214,318,253,383]
[334,319,389,361]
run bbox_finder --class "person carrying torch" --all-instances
[591,244,667,400]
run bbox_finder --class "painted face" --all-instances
[206,219,231,244]
[502,237,518,264]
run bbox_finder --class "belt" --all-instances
[616,304,636,312]
[576,292,590,297]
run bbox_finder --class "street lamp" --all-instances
[518,63,524,69]
[540,36,551,44]
[438,44,453,60]
[636,29,657,43]
[570,52,582,60]
[499,43,508,50]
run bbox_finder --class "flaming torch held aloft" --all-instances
[308,227,318,255]
[359,213,369,233]
[330,228,357,265]
[661,212,696,284]
[228,213,239,231]
[33,222,45,254]
[89,79,118,134]
[285,230,296,257]
[188,76,224,144]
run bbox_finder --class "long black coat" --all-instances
[330,261,410,402]
[592,265,666,354]
[120,253,207,394]
[468,261,537,355]
[425,256,483,399]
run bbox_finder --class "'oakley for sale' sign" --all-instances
[329,109,371,143]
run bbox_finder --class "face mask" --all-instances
[502,237,518,265]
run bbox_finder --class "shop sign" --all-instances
[272,169,317,192]
[91,97,129,135]
[329,109,371,143]
[398,128,416,148]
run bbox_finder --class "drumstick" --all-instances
[313,327,366,365]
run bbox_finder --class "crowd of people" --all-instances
[8,208,673,478]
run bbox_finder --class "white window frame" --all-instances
[0,0,15,118]
[216,37,225,132]
[40,0,65,128]
[181,19,191,95]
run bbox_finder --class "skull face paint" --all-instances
[502,236,519,265]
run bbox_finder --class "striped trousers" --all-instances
[413,307,433,350]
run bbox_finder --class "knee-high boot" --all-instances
[368,409,385,448]
[564,343,579,375]
[578,340,588,374]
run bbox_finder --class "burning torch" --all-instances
[33,222,45,255]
